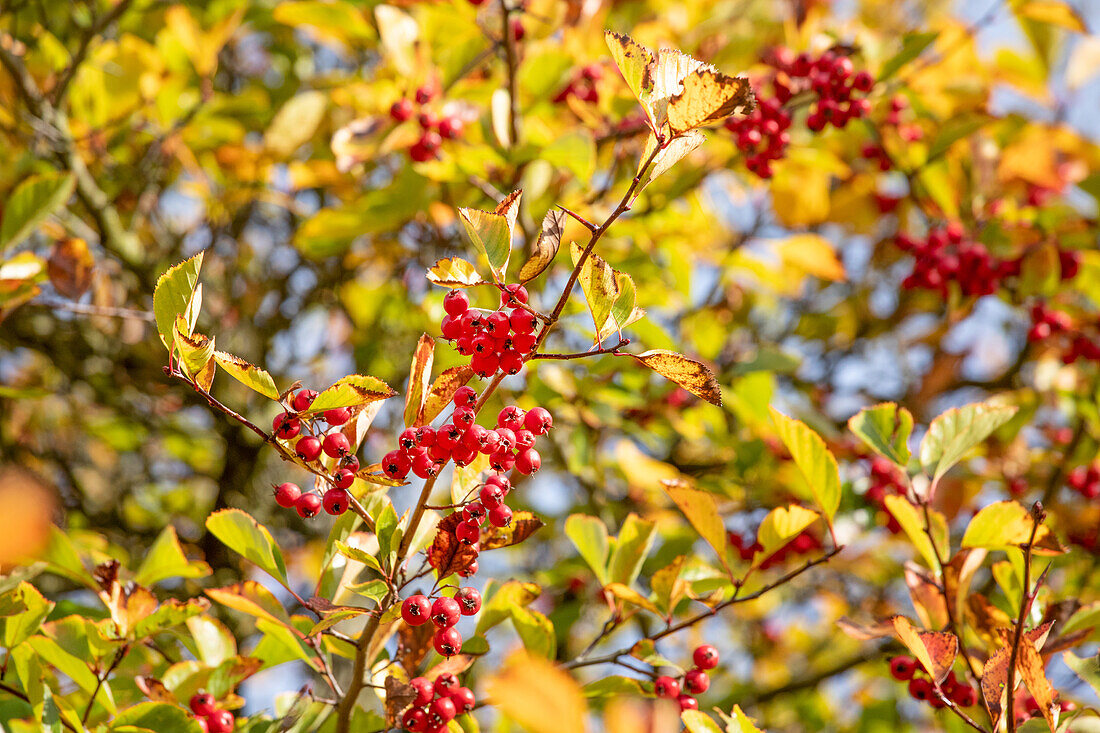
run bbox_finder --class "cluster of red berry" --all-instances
[896,225,1014,298]
[382,388,551,480]
[1014,694,1075,726]
[389,85,465,163]
[440,287,541,378]
[1029,299,1100,364]
[400,673,477,732]
[888,657,976,708]
[553,64,602,105]
[864,457,905,534]
[653,645,719,712]
[401,587,482,660]
[727,528,822,569]
[188,693,234,733]
[1068,462,1100,499]
[271,389,359,518]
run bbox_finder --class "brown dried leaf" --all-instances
[905,563,949,630]
[384,675,418,727]
[135,676,176,703]
[1017,635,1058,730]
[891,615,958,684]
[398,622,435,677]
[519,209,565,283]
[425,654,477,680]
[417,365,475,427]
[404,335,434,427]
[982,644,1012,727]
[47,237,94,298]
[629,349,722,406]
[481,511,545,550]
[427,526,478,577]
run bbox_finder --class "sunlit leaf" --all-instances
[630,350,722,406]
[769,408,841,521]
[205,509,288,583]
[212,351,280,401]
[426,257,485,287]
[920,401,1018,488]
[848,402,914,467]
[0,172,75,252]
[485,652,586,733]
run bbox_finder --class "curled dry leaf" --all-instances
[890,615,958,684]
[417,365,476,427]
[398,622,435,677]
[628,349,722,406]
[519,209,565,283]
[480,510,545,550]
[426,257,485,288]
[427,523,478,577]
[384,675,418,727]
[404,335,434,427]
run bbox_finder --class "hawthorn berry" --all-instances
[408,142,434,162]
[402,595,432,626]
[431,596,462,628]
[500,284,528,307]
[412,453,442,479]
[382,450,412,480]
[322,487,349,515]
[456,519,481,545]
[433,627,462,656]
[452,445,477,467]
[439,117,464,140]
[324,407,351,426]
[273,412,301,440]
[515,447,541,475]
[416,426,437,446]
[488,503,513,528]
[889,655,917,681]
[196,719,210,733]
[190,693,217,717]
[322,432,351,458]
[415,85,435,105]
[514,429,536,450]
[453,406,476,429]
[462,501,487,524]
[273,482,301,508]
[453,386,477,406]
[480,484,505,508]
[295,493,322,519]
[499,351,524,374]
[390,98,414,122]
[524,407,552,435]
[693,645,719,670]
[489,450,516,473]
[443,289,469,317]
[402,707,428,732]
[654,676,680,699]
[450,686,476,713]
[428,696,457,727]
[457,559,478,578]
[455,586,482,615]
[684,668,710,695]
[485,474,511,492]
[292,389,317,412]
[677,695,698,712]
[295,435,322,462]
[206,710,234,733]
[908,677,933,701]
[433,672,461,697]
[410,676,434,706]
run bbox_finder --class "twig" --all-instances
[556,204,598,233]
[82,645,129,725]
[1005,503,1045,733]
[499,0,520,146]
[531,338,630,361]
[36,295,154,322]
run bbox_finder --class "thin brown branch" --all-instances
[531,338,630,361]
[500,0,520,146]
[1005,503,1045,733]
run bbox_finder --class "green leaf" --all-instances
[510,606,556,658]
[564,514,610,585]
[135,525,211,587]
[582,675,646,698]
[265,90,327,158]
[213,351,280,401]
[205,508,288,583]
[458,190,520,283]
[919,401,1019,487]
[25,636,98,694]
[153,252,204,351]
[302,374,396,415]
[347,579,388,605]
[962,501,1047,550]
[334,540,383,574]
[271,1,375,46]
[134,598,211,638]
[769,408,841,522]
[308,606,370,635]
[375,501,401,563]
[681,710,724,733]
[883,495,949,571]
[1065,651,1100,698]
[927,114,989,160]
[661,479,731,574]
[607,514,657,587]
[754,505,819,566]
[879,31,938,80]
[1,582,55,648]
[186,615,236,666]
[0,172,75,251]
[476,581,540,636]
[110,702,205,732]
[847,402,913,467]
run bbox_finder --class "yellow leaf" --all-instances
[1014,0,1086,32]
[485,653,587,733]
[604,31,655,108]
[777,234,846,282]
[661,479,730,575]
[629,349,722,406]
[426,257,485,288]
[754,505,819,566]
[667,67,754,134]
[213,351,280,401]
[604,583,661,616]
[265,91,328,158]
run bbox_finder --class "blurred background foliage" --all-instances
[2,0,1100,729]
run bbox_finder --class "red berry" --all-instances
[450,686,476,713]
[273,412,301,440]
[485,310,510,335]
[499,351,524,375]
[452,445,477,467]
[190,693,216,717]
[515,448,541,475]
[908,677,933,701]
[416,426,437,446]
[295,492,322,518]
[402,595,432,626]
[488,503,513,528]
[471,352,500,378]
[485,474,511,492]
[453,407,476,429]
[292,389,317,412]
[684,669,709,694]
[441,315,463,340]
[514,430,536,450]
[439,117,464,139]
[512,333,537,353]
[418,111,439,130]
[434,673,461,697]
[324,407,351,426]
[654,676,679,699]
[196,718,209,733]
[677,695,698,712]
[889,655,917,681]
[456,519,481,545]
[480,485,505,508]
[295,436,322,462]
[390,98,414,122]
[522,407,552,435]
[402,707,428,732]
[333,467,354,489]
[453,386,477,407]
[456,587,482,615]
[273,482,301,508]
[322,432,351,458]
[693,644,719,670]
[458,559,478,578]
[206,710,234,733]
[462,501,487,525]
[433,627,462,656]
[382,450,411,480]
[428,696,457,726]
[509,309,537,334]
[323,488,349,515]
[431,596,462,628]
[410,677,434,706]
[415,85,435,105]
[443,289,469,316]
[500,284,528,306]
[489,450,516,473]
[409,142,434,162]
[497,407,523,433]
[412,453,442,479]
[420,130,442,152]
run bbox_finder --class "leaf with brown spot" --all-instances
[93,560,120,591]
[213,351,280,401]
[982,645,1012,727]
[570,241,619,335]
[427,526,478,577]
[384,675,418,727]
[356,465,407,487]
[481,511,544,550]
[136,676,175,703]
[519,209,565,283]
[404,335,434,427]
[629,349,722,406]
[667,68,755,134]
[891,615,958,684]
[303,374,397,415]
[604,31,655,109]
[397,621,434,677]
[904,562,949,630]
[1017,635,1058,730]
[966,593,1014,646]
[426,257,485,288]
[417,365,475,427]
[47,237,93,298]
